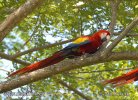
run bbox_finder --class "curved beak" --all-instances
[106,35,110,42]
[101,35,110,42]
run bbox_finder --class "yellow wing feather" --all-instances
[73,37,88,44]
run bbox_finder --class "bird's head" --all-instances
[98,30,110,42]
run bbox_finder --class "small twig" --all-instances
[54,78,92,100]
[78,6,83,36]
[23,31,35,47]
[22,15,40,48]
[69,67,134,74]
[0,67,10,72]
[16,29,37,54]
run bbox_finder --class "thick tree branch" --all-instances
[55,79,92,100]
[0,52,91,98]
[0,0,44,42]
[12,39,75,58]
[0,51,138,93]
[101,17,138,57]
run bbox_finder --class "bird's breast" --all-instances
[79,40,102,54]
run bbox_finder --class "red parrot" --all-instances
[103,68,138,87]
[8,30,110,77]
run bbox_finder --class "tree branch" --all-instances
[0,0,44,42]
[69,68,134,74]
[54,79,92,100]
[0,51,138,93]
[0,52,30,66]
[109,0,121,34]
[113,33,138,37]
[98,0,121,55]
[101,17,138,57]
[21,14,40,50]
[0,51,92,99]
[0,67,10,72]
[12,39,75,58]
[10,32,138,58]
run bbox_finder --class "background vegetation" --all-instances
[0,0,138,99]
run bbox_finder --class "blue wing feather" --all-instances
[63,40,90,50]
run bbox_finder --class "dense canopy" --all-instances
[0,0,138,99]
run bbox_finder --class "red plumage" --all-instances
[103,68,138,87]
[8,30,110,77]
[8,51,64,77]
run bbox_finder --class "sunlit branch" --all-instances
[101,17,138,57]
[0,0,44,42]
[12,39,75,58]
[0,67,10,72]
[0,51,138,93]
[11,32,138,58]
[0,52,30,65]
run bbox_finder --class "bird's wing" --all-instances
[63,37,91,50]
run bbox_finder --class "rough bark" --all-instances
[0,51,138,93]
[0,0,44,42]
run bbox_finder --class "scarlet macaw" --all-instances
[8,30,110,77]
[103,68,138,87]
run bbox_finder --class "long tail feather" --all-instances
[8,51,65,77]
[103,68,138,87]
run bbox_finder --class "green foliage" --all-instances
[0,0,138,99]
